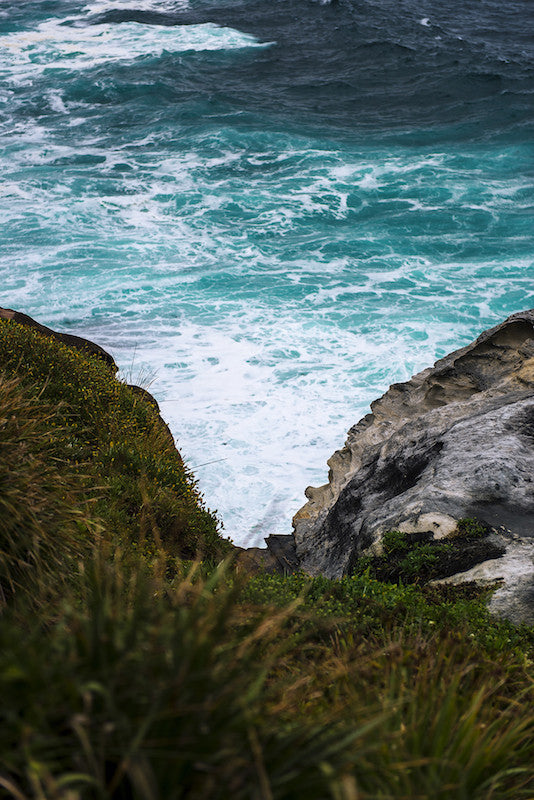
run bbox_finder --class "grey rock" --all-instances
[293,310,534,623]
[237,535,299,576]
[234,546,280,575]
[431,535,534,627]
[264,534,300,574]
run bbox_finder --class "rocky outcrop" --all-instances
[293,310,534,621]
[235,535,299,575]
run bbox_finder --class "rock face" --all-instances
[293,310,534,607]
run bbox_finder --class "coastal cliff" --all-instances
[1,307,534,798]
[2,305,534,623]
[293,310,534,624]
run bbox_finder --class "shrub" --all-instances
[453,517,490,540]
[352,520,502,586]
[382,528,411,556]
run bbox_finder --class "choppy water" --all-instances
[1,0,533,545]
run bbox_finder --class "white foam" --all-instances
[359,172,379,190]
[0,181,33,200]
[110,318,388,545]
[47,89,68,113]
[0,19,272,82]
[84,0,190,12]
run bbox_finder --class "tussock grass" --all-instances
[0,374,96,603]
[0,556,379,800]
[0,318,228,561]
[1,555,533,800]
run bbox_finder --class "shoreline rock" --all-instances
[292,310,534,623]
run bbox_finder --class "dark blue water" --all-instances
[1,0,533,543]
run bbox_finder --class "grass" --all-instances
[1,556,533,800]
[0,373,95,604]
[0,318,230,563]
[0,317,533,798]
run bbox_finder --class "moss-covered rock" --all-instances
[351,521,505,585]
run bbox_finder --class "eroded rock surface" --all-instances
[431,535,534,627]
[293,310,534,599]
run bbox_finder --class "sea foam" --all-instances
[0,18,271,82]
[1,0,533,546]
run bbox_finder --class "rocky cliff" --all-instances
[292,310,534,624]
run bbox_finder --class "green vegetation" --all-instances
[1,319,533,799]
[0,318,229,565]
[352,523,503,585]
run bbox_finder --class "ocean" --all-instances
[1,0,533,545]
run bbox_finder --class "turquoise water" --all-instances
[1,0,533,544]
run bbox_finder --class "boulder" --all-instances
[292,310,534,622]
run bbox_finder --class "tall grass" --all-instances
[0,318,229,561]
[0,374,95,603]
[0,556,378,800]
[1,554,533,799]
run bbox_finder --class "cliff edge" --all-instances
[293,310,534,624]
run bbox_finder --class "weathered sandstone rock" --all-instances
[293,310,534,609]
[431,535,534,627]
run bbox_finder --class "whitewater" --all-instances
[1,0,533,545]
